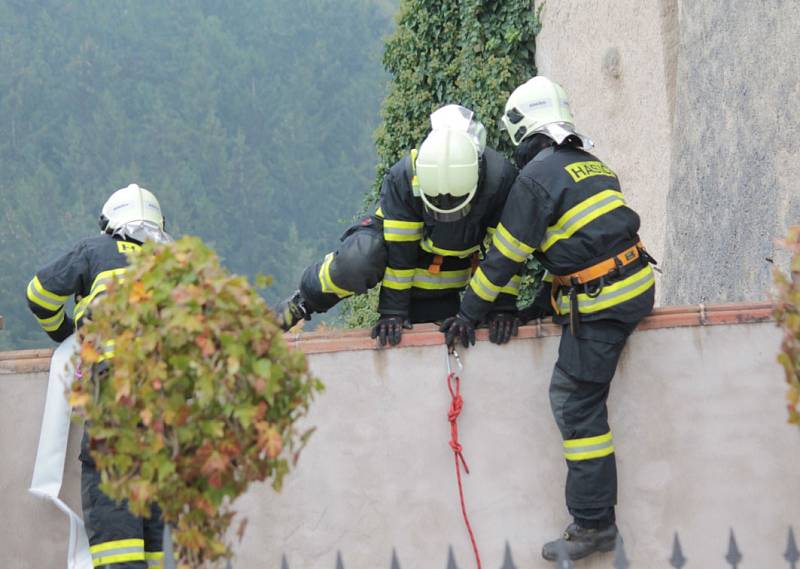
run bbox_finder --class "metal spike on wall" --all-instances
[786,526,800,569]
[499,541,517,569]
[335,550,345,569]
[390,547,401,569]
[612,534,629,569]
[446,545,460,569]
[281,554,289,569]
[554,537,573,569]
[669,532,687,568]
[162,524,176,569]
[725,528,742,568]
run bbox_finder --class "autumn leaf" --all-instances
[80,341,100,364]
[129,281,150,303]
[69,391,92,408]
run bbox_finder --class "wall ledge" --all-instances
[0,302,775,373]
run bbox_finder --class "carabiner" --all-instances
[445,345,464,375]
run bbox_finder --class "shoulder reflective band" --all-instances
[73,268,128,323]
[318,253,354,298]
[563,431,614,461]
[492,223,535,263]
[420,237,481,259]
[540,189,626,252]
[382,267,415,290]
[557,265,654,315]
[468,267,502,302]
[90,538,145,567]
[36,307,66,332]
[384,219,424,242]
[27,275,70,312]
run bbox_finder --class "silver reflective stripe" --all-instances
[543,192,624,249]
[414,273,470,285]
[383,272,414,284]
[565,440,613,455]
[92,546,144,560]
[471,276,499,302]
[558,267,654,313]
[27,281,66,311]
[384,226,422,236]
[493,229,530,261]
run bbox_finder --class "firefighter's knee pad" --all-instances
[329,223,387,294]
[549,365,579,439]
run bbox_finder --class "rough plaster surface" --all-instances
[662,0,800,304]
[534,0,677,305]
[1,322,797,568]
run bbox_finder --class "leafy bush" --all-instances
[774,225,800,427]
[70,236,323,567]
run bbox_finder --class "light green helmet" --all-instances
[501,76,593,148]
[415,127,479,218]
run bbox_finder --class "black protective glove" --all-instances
[487,312,520,345]
[439,313,476,349]
[370,315,412,346]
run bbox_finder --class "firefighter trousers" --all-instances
[80,432,164,568]
[548,318,638,528]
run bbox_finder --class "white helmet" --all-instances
[100,184,172,244]
[501,76,593,148]
[415,127,479,219]
[429,104,487,155]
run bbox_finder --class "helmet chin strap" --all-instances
[425,203,472,222]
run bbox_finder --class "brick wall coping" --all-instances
[0,302,775,374]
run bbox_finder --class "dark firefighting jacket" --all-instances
[378,147,520,318]
[460,144,655,324]
[26,234,140,357]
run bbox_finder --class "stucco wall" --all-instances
[662,0,800,304]
[534,0,678,302]
[2,308,796,568]
[533,0,800,306]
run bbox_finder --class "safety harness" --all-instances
[550,240,657,335]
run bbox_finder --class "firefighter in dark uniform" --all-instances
[276,105,522,346]
[440,77,656,561]
[26,184,171,569]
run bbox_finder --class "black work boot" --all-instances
[541,522,618,561]
[275,290,311,331]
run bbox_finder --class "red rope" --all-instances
[447,371,482,569]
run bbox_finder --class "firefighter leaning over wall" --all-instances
[26,184,171,569]
[275,104,523,346]
[440,76,657,562]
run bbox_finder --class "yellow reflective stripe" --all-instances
[90,538,145,554]
[37,308,65,331]
[563,431,615,461]
[468,268,501,302]
[543,272,554,283]
[375,207,384,218]
[540,190,626,252]
[499,274,522,296]
[382,267,415,291]
[419,238,480,259]
[93,553,146,567]
[558,265,654,314]
[74,268,129,322]
[27,276,68,311]
[411,268,471,290]
[318,253,352,299]
[486,227,496,236]
[384,219,423,242]
[145,551,164,567]
[493,223,535,263]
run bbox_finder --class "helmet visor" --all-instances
[430,105,486,155]
[113,220,173,244]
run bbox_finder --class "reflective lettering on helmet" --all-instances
[117,241,142,255]
[564,161,617,183]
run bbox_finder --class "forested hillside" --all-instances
[0,0,395,349]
